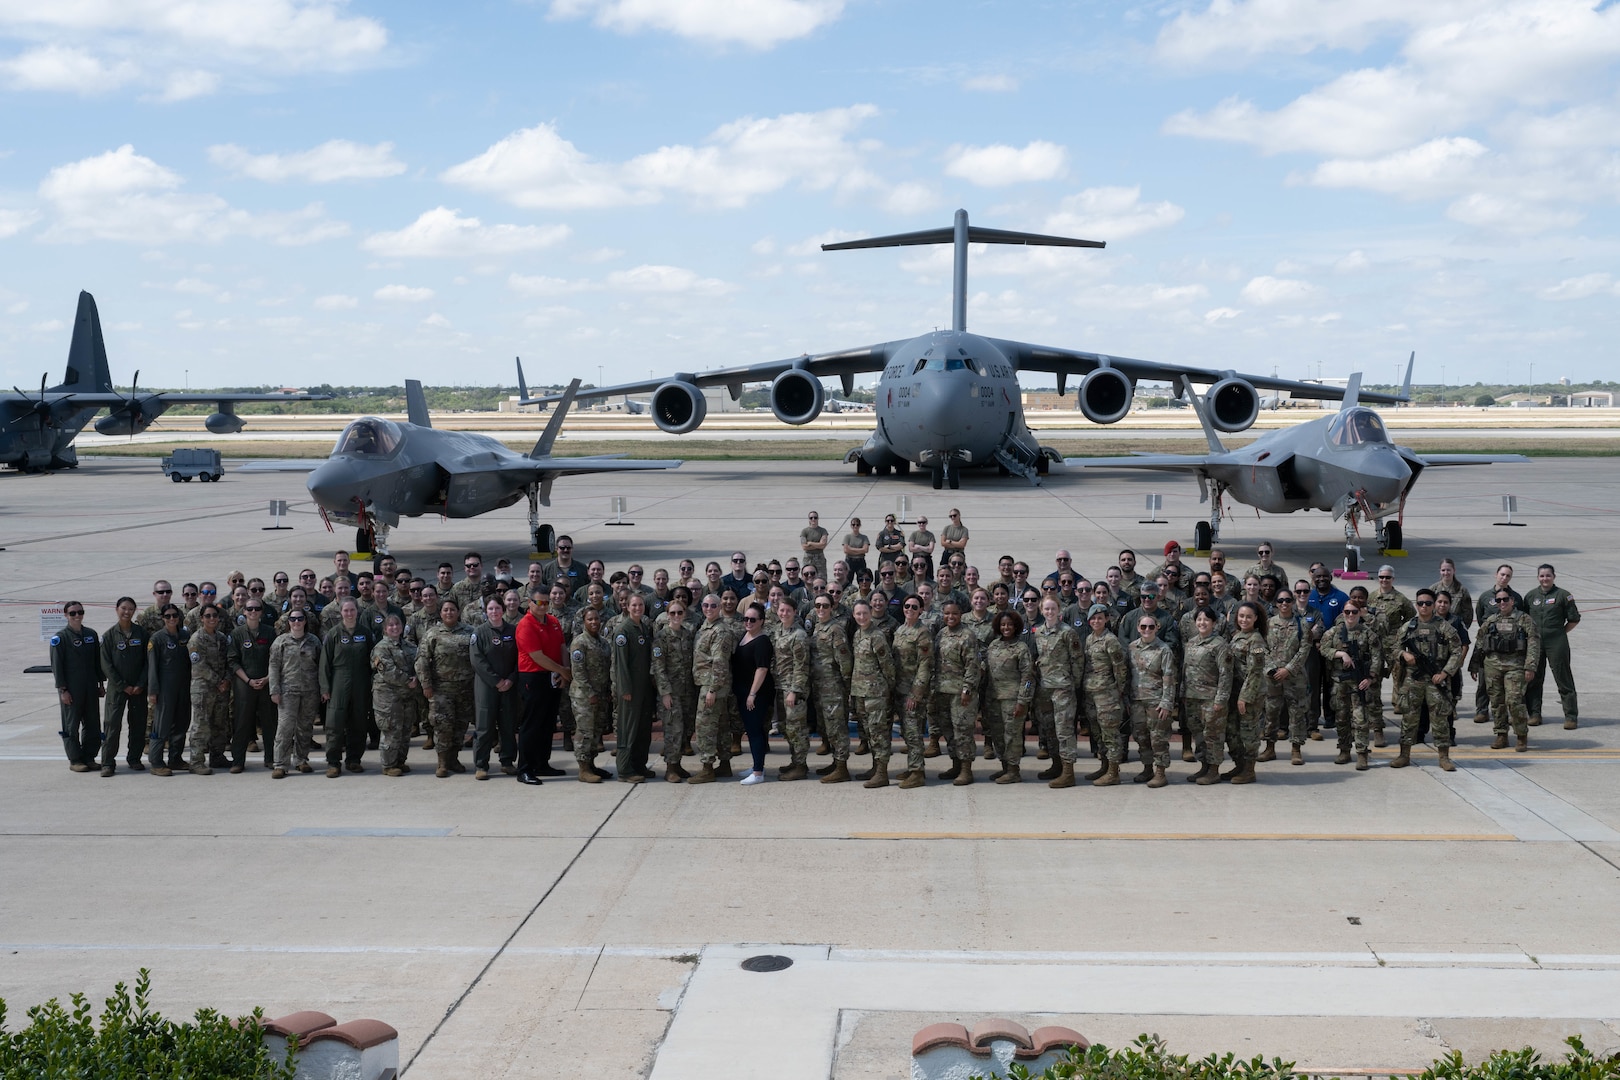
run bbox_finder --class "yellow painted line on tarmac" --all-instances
[849,832,1517,842]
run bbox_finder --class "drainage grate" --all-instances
[740,954,794,973]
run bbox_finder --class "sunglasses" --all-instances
[155,588,172,594]
[1496,597,1512,603]
[629,569,643,576]
[164,613,181,619]
[288,614,306,622]
[743,616,760,623]
[1295,588,1310,594]
[274,578,289,585]
[557,546,573,552]
[250,586,265,592]
[201,589,216,596]
[1378,575,1393,580]
[1416,600,1433,607]
[65,609,84,617]
[301,573,316,579]
[246,605,264,612]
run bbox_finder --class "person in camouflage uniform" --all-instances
[416,599,476,778]
[810,592,855,784]
[1225,601,1270,784]
[850,600,897,788]
[1031,598,1084,788]
[370,613,418,776]
[1126,617,1176,788]
[1081,605,1129,787]
[568,607,613,782]
[1365,567,1416,745]
[269,608,321,777]
[1393,589,1464,771]
[772,599,813,780]
[889,596,934,789]
[1262,592,1314,765]
[931,600,982,785]
[652,600,697,781]
[184,605,231,775]
[984,611,1035,784]
[1182,608,1233,785]
[138,581,174,637]
[687,596,738,783]
[1470,588,1541,751]
[1319,602,1383,769]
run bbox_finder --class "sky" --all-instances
[1,0,1617,392]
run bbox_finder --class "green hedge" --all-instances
[977,1033,1620,1080]
[0,970,297,1080]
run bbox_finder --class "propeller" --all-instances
[11,374,64,431]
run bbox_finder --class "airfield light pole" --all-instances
[1440,364,1446,405]
[597,365,603,389]
[1529,363,1535,406]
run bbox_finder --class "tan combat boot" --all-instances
[1528,714,1541,727]
[1355,751,1370,771]
[1290,744,1304,766]
[1084,759,1108,782]
[686,762,716,784]
[435,752,450,779]
[924,734,942,758]
[863,760,890,788]
[898,768,924,790]
[953,760,974,786]
[994,764,1021,784]
[937,757,961,781]
[1088,762,1117,788]
[1146,765,1168,788]
[271,766,287,779]
[1334,743,1352,765]
[1373,728,1387,748]
[1490,734,1509,749]
[1389,742,1412,769]
[1194,765,1221,785]
[1050,760,1078,788]
[816,738,831,756]
[779,762,809,782]
[1564,718,1578,730]
[819,760,850,784]
[1516,735,1529,753]
[1257,740,1276,762]
[1437,746,1455,772]
[1230,761,1256,785]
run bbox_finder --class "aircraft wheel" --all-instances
[171,473,183,483]
[948,469,960,490]
[356,527,372,555]
[1382,521,1402,552]
[855,456,872,476]
[875,464,891,476]
[534,524,556,554]
[997,464,1010,477]
[896,460,911,476]
[931,462,944,490]
[1344,548,1360,574]
[1036,455,1049,476]
[1193,520,1213,552]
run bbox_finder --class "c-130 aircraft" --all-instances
[524,210,1399,487]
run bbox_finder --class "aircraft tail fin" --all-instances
[515,356,528,403]
[1341,373,1362,412]
[405,380,432,428]
[59,291,112,392]
[1399,351,1413,403]
[824,209,1105,334]
[531,378,580,458]
[1179,375,1227,454]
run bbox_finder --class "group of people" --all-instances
[49,506,1583,790]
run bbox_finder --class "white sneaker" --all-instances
[740,771,765,785]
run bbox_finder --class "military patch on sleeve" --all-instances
[653,647,663,658]
[190,652,200,661]
[50,635,60,646]
[615,634,627,646]
[572,650,583,662]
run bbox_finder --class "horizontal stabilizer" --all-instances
[824,226,1104,251]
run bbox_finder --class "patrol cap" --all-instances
[1087,604,1110,618]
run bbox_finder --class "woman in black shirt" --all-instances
[732,602,775,785]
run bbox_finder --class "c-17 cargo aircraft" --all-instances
[522,209,1399,488]
[301,366,680,555]
[1068,358,1529,570]
[1,291,330,472]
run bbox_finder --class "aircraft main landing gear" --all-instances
[1379,520,1402,553]
[930,459,960,490]
[1193,520,1213,553]
[526,484,556,555]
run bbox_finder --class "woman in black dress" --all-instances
[732,602,775,785]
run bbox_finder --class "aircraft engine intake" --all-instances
[650,380,708,434]
[1078,367,1134,425]
[205,411,246,435]
[1206,377,1260,433]
[769,369,824,426]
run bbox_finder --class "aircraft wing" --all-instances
[987,339,1407,405]
[518,341,906,406]
[237,459,322,472]
[1410,453,1532,466]
[529,456,682,478]
[1063,453,1216,471]
[3,390,330,408]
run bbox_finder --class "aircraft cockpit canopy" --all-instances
[1327,408,1389,447]
[335,417,403,456]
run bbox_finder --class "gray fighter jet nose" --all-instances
[1358,449,1411,503]
[307,463,356,511]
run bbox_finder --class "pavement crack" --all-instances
[400,781,637,1076]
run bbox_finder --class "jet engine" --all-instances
[1077,367,1134,425]
[650,380,708,434]
[769,369,824,426]
[1206,377,1260,433]
[94,402,163,436]
[205,411,246,435]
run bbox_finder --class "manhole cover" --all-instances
[740,954,794,973]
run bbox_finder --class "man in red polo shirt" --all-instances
[515,592,570,784]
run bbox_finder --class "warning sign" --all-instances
[39,605,67,643]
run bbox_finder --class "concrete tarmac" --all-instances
[1,456,1617,1077]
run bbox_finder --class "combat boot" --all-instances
[681,738,693,756]
[819,760,850,784]
[1528,713,1541,727]
[1334,743,1352,765]
[475,768,489,781]
[898,769,924,790]
[925,734,941,758]
[383,767,404,778]
[1372,728,1386,748]
[228,763,245,775]
[435,753,450,779]
[422,731,435,750]
[1036,744,1050,761]
[1186,762,1210,783]
[325,765,341,778]
[664,766,683,783]
[779,762,809,782]
[994,764,1021,784]
[938,758,962,781]
[191,761,214,776]
[1219,754,1243,782]
[1084,760,1108,782]
[1516,735,1529,753]
[953,761,974,786]
[1230,761,1256,785]
[1134,760,1155,784]
[271,767,287,779]
[1437,746,1455,772]
[815,760,838,776]
[1258,740,1276,762]
[1290,745,1304,766]
[686,763,716,784]
[1355,751,1370,771]
[1564,718,1578,730]
[100,765,115,778]
[1038,757,1062,781]
[1194,765,1221,786]
[1490,733,1509,749]
[209,751,230,769]
[1390,742,1412,768]
[447,753,466,774]
[816,737,831,756]
[1087,762,1116,788]
[854,764,875,781]
[731,734,743,755]
[855,737,870,756]
[1146,765,1168,788]
[863,761,890,788]
[1050,761,1078,788]
[715,759,733,777]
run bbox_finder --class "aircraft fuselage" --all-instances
[862,330,1034,470]
[1202,412,1412,517]
[308,421,532,526]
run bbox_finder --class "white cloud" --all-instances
[1336,249,1372,273]
[1204,306,1243,323]
[0,44,136,92]
[1305,137,1488,196]
[209,140,406,183]
[422,312,452,328]
[0,207,38,238]
[155,68,218,101]
[1445,191,1582,233]
[361,207,570,258]
[604,264,731,294]
[962,74,1018,92]
[1044,186,1185,240]
[37,144,348,245]
[943,141,1067,186]
[1240,275,1316,305]
[1074,283,1210,310]
[880,181,937,214]
[1537,273,1620,300]
[508,272,592,296]
[313,293,358,310]
[787,228,867,256]
[374,284,433,303]
[546,0,844,48]
[443,105,884,210]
